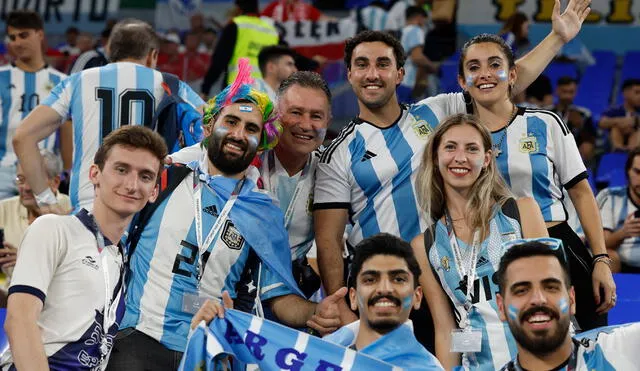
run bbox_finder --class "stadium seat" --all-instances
[0,309,6,354]
[618,51,640,104]
[596,152,628,188]
[586,168,596,193]
[608,168,627,188]
[608,273,640,325]
[544,62,579,90]
[439,62,461,94]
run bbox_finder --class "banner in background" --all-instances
[458,0,640,26]
[0,0,119,33]
[276,18,357,60]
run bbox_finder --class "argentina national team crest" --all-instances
[222,220,244,250]
[412,119,432,139]
[441,256,451,272]
[519,133,539,154]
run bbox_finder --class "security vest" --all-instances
[228,15,279,84]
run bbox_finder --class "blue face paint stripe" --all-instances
[349,131,381,238]
[402,295,413,310]
[558,297,569,314]
[497,70,508,82]
[526,116,553,221]
[508,305,519,321]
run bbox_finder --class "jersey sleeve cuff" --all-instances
[313,202,350,211]
[8,285,46,304]
[564,171,588,190]
[603,227,614,232]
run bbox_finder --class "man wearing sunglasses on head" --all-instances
[496,238,638,370]
[0,10,69,200]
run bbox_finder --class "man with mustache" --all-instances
[108,60,343,371]
[323,233,443,370]
[496,239,640,370]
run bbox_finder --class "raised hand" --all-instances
[190,291,234,329]
[552,0,591,43]
[306,287,348,336]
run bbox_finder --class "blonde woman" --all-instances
[410,114,547,370]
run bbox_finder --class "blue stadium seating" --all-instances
[439,62,461,94]
[596,152,628,188]
[544,62,579,90]
[608,274,640,325]
[617,51,640,104]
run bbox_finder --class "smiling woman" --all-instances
[410,113,548,370]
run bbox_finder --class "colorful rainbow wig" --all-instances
[202,57,282,150]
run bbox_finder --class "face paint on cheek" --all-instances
[402,295,413,310]
[558,298,569,314]
[466,75,475,88]
[497,70,508,82]
[246,135,259,152]
[508,304,519,321]
[315,128,327,142]
[213,126,230,141]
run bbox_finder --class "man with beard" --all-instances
[107,59,344,371]
[496,238,640,370]
[314,0,593,332]
[323,233,443,370]
[597,147,640,273]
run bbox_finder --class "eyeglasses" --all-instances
[502,237,567,264]
[14,176,27,186]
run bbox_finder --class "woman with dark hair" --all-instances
[499,12,531,58]
[411,114,547,369]
[456,32,616,333]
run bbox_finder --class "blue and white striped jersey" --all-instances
[492,108,587,222]
[501,323,640,371]
[314,93,465,247]
[259,151,319,261]
[597,186,640,267]
[121,163,294,352]
[428,205,522,370]
[42,62,205,210]
[0,64,66,167]
[352,6,388,31]
[400,24,425,89]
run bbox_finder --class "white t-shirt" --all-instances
[1,210,125,370]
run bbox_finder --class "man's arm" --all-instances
[13,106,64,197]
[201,22,237,97]
[512,0,590,95]
[409,47,439,73]
[269,288,346,336]
[59,120,73,171]
[313,208,357,325]
[5,293,48,370]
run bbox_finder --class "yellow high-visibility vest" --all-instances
[227,15,279,84]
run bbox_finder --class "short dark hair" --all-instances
[344,30,406,70]
[405,6,427,21]
[235,0,259,14]
[94,126,168,178]
[458,33,515,79]
[557,76,578,87]
[258,45,296,76]
[525,74,553,101]
[278,71,332,103]
[497,241,571,295]
[348,233,422,289]
[107,19,160,62]
[65,26,79,35]
[6,10,44,32]
[622,78,640,92]
[625,147,640,174]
